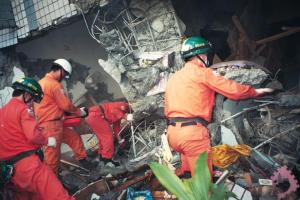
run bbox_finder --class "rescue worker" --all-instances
[34,58,91,174]
[85,101,132,167]
[0,77,74,200]
[164,36,274,177]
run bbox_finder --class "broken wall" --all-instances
[87,0,184,120]
[15,18,123,102]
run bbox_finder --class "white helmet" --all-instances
[53,59,72,78]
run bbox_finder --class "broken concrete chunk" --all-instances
[151,17,165,33]
[98,58,122,83]
[265,80,283,90]
[138,51,174,69]
[211,60,271,85]
[129,0,150,18]
[69,82,88,106]
[131,95,162,121]
[138,51,165,68]
[126,67,160,95]
[119,79,138,101]
[278,93,300,107]
[221,125,238,145]
[223,68,268,85]
[147,72,169,96]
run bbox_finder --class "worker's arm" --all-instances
[52,84,79,114]
[20,108,47,145]
[203,68,258,100]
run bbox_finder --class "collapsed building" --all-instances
[0,0,300,199]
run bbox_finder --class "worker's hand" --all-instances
[47,137,57,147]
[79,107,89,117]
[126,113,133,122]
[118,138,126,149]
[255,88,275,95]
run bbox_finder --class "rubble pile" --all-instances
[1,0,299,199]
[82,0,184,121]
[209,63,300,199]
[63,1,300,199]
[60,59,300,199]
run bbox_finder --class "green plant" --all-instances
[149,152,234,200]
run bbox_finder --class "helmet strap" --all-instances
[22,92,33,104]
[59,68,64,82]
[197,55,208,67]
[23,93,35,116]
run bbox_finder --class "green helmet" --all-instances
[181,36,212,59]
[12,77,44,103]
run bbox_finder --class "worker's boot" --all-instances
[78,158,97,170]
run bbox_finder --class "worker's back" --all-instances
[35,73,76,123]
[0,98,41,160]
[165,62,215,122]
[102,101,129,123]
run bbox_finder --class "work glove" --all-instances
[79,107,89,117]
[48,137,57,147]
[255,88,274,95]
[126,113,133,122]
[118,138,126,149]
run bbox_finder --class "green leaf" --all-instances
[210,183,226,200]
[192,152,211,199]
[149,162,193,200]
[150,152,232,200]
[184,178,205,199]
[182,179,197,200]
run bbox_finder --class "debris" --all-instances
[126,187,153,200]
[215,170,230,185]
[253,124,300,150]
[255,27,300,45]
[258,179,273,186]
[278,94,300,107]
[221,102,276,124]
[146,72,169,96]
[73,180,110,200]
[90,193,100,200]
[212,144,251,168]
[60,159,90,173]
[211,61,269,85]
[265,80,284,90]
[225,180,253,200]
[151,191,176,199]
[249,149,280,176]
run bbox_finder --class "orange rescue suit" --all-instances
[164,61,258,176]
[85,102,129,159]
[0,98,74,200]
[34,73,81,174]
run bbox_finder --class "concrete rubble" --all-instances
[0,0,300,199]
[58,0,300,198]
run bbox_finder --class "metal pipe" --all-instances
[253,124,300,150]
[215,170,230,185]
[221,102,273,124]
[130,121,136,157]
[60,159,90,173]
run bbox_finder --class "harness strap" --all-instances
[167,117,208,127]
[6,150,37,165]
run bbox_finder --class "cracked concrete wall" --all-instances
[15,17,123,103]
[0,50,26,107]
[92,0,184,120]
